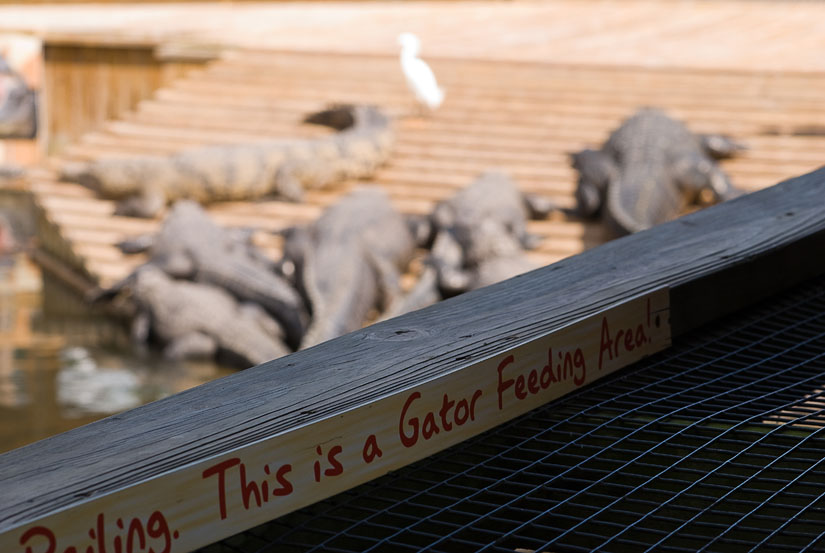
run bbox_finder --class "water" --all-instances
[0,254,235,454]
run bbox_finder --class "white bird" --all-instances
[398,32,444,114]
[56,347,142,417]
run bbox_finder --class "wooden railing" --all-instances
[1,166,825,552]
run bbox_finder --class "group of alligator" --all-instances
[92,173,550,369]
[49,99,746,368]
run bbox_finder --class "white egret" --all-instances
[397,32,444,114]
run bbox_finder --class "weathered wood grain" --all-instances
[1,165,825,551]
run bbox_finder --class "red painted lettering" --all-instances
[560,351,573,381]
[239,463,262,509]
[499,346,587,409]
[19,512,179,553]
[362,435,383,463]
[454,399,468,425]
[313,446,322,482]
[95,514,106,553]
[439,395,455,431]
[147,511,173,553]
[422,412,439,440]
[324,445,344,477]
[527,370,539,394]
[598,316,612,370]
[624,328,635,352]
[274,464,293,496]
[399,391,421,447]
[127,518,146,553]
[114,519,123,553]
[573,348,586,386]
[399,389,482,446]
[496,355,516,410]
[470,389,482,420]
[20,526,56,553]
[614,328,625,358]
[636,324,648,345]
[202,457,241,520]
[541,349,556,388]
[514,374,527,400]
[647,297,651,327]
[600,314,649,370]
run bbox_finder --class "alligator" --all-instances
[100,265,290,368]
[59,103,394,218]
[429,170,550,262]
[386,171,545,318]
[280,188,416,349]
[117,200,308,349]
[569,107,745,236]
[0,56,37,139]
[436,224,537,296]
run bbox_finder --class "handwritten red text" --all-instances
[399,389,483,448]
[202,457,293,520]
[497,346,586,410]
[19,511,178,553]
[597,315,649,370]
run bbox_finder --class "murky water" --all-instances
[0,254,235,454]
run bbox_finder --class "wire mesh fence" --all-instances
[200,275,825,553]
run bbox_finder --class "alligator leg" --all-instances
[406,213,435,248]
[437,265,474,297]
[273,163,306,202]
[707,167,746,201]
[519,232,544,251]
[381,264,441,320]
[674,153,745,204]
[429,230,472,297]
[163,331,218,360]
[522,193,555,220]
[568,149,617,218]
[115,183,167,218]
[368,250,405,314]
[238,302,285,342]
[153,250,196,279]
[130,310,152,356]
[699,134,747,160]
[117,233,157,254]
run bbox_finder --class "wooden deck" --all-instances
[27,47,825,293]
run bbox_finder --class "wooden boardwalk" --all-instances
[27,46,825,292]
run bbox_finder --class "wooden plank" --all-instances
[3,166,825,552]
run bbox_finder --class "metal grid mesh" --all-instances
[201,275,825,553]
